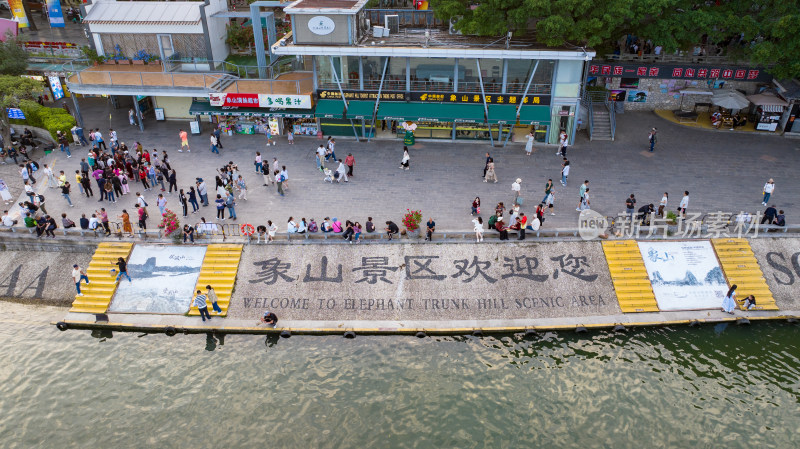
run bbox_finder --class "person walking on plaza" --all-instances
[226,191,237,220]
[20,164,35,185]
[561,158,570,186]
[336,159,348,182]
[72,264,90,296]
[316,144,326,171]
[178,129,190,152]
[287,130,294,145]
[94,129,106,150]
[210,134,219,154]
[157,194,167,216]
[558,130,568,157]
[114,257,132,283]
[524,131,535,156]
[206,285,222,314]
[722,284,737,314]
[276,170,285,196]
[471,196,481,216]
[345,153,355,177]
[215,194,226,220]
[678,191,689,217]
[187,186,199,213]
[425,217,436,241]
[762,179,775,206]
[399,147,410,170]
[213,126,223,150]
[129,108,136,126]
[648,127,658,152]
[136,204,148,230]
[626,194,637,219]
[119,209,133,237]
[544,187,555,215]
[196,179,209,206]
[542,179,554,204]
[512,178,522,205]
[194,290,211,322]
[483,152,493,178]
[236,175,247,200]
[61,181,74,207]
[472,216,484,242]
[658,192,668,218]
[254,152,263,174]
[484,160,497,183]
[576,180,589,211]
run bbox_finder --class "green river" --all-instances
[1,303,798,448]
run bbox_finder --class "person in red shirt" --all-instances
[495,216,509,240]
[517,213,528,240]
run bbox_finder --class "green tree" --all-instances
[0,76,42,151]
[0,35,29,76]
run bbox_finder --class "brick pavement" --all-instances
[8,97,800,232]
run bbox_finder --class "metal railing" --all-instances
[318,80,552,95]
[601,53,746,65]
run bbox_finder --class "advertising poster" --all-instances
[638,241,728,311]
[46,0,65,28]
[48,76,64,100]
[9,0,29,28]
[626,90,648,102]
[109,245,207,314]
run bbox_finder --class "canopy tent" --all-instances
[746,93,789,107]
[678,87,713,109]
[711,89,750,111]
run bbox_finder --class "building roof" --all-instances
[284,0,367,14]
[84,1,202,26]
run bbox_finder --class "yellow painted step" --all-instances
[602,240,658,313]
[69,242,134,314]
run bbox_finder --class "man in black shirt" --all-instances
[762,205,778,224]
[79,213,89,230]
[385,221,399,240]
[114,257,132,283]
[365,217,375,233]
[260,310,278,327]
[425,218,436,241]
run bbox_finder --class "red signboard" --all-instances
[210,93,259,107]
[589,63,770,82]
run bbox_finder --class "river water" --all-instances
[1,303,798,448]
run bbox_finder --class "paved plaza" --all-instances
[4,97,799,232]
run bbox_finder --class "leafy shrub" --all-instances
[12,99,76,141]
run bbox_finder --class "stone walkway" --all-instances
[8,97,799,232]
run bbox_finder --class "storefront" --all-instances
[188,100,315,136]
[754,105,784,132]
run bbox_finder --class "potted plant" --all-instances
[402,209,423,238]
[158,209,181,242]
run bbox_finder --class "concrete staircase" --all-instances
[69,242,134,314]
[601,240,659,313]
[209,74,238,92]
[712,238,778,311]
[591,105,614,141]
[188,244,244,317]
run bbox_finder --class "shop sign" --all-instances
[589,63,771,83]
[308,16,335,36]
[21,75,45,81]
[317,89,551,106]
[7,108,25,119]
[48,76,64,101]
[209,93,311,109]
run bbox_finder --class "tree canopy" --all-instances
[0,76,43,149]
[0,36,29,76]
[430,0,800,78]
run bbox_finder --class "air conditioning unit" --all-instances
[449,16,463,35]
[373,26,385,38]
[385,15,399,34]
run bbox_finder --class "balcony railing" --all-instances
[319,80,552,95]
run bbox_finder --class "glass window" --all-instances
[409,57,456,92]
[342,56,360,89]
[554,60,583,97]
[506,59,554,94]
[317,56,339,89]
[385,57,407,91]
[361,56,383,90]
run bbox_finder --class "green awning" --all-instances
[315,100,376,120]
[346,100,376,120]
[188,101,313,118]
[314,99,347,118]
[487,104,518,124]
[518,105,551,124]
[377,102,485,123]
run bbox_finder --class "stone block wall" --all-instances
[607,78,761,111]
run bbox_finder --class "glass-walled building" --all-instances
[276,0,593,145]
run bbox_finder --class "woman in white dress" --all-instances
[43,164,59,188]
[525,131,534,156]
[267,220,277,243]
[472,217,483,242]
[399,147,410,170]
[721,284,737,314]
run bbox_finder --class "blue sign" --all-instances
[7,108,25,119]
[48,75,64,100]
[46,0,65,28]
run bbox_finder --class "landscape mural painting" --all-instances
[637,241,728,311]
[108,245,207,314]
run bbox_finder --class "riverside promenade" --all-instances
[2,98,798,236]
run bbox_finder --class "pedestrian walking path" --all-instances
[712,238,778,310]
[602,240,659,313]
[69,242,134,314]
[187,244,243,317]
